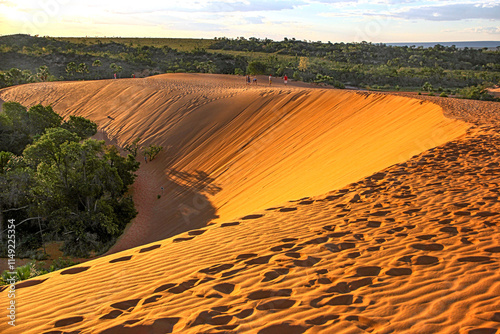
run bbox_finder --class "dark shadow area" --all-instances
[106,168,221,254]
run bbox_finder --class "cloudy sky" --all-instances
[0,0,499,42]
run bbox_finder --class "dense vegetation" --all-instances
[0,34,499,96]
[0,102,139,258]
[209,37,500,92]
[0,34,246,85]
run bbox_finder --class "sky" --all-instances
[0,0,499,43]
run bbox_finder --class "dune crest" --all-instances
[1,74,499,333]
[0,74,469,252]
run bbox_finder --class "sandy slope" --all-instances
[0,74,468,253]
[1,75,499,334]
[0,125,499,333]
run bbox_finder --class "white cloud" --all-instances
[394,3,500,21]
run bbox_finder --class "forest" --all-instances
[0,34,499,99]
[0,102,139,258]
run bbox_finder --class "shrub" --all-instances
[143,144,163,161]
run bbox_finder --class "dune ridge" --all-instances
[0,123,499,333]
[0,75,499,333]
[0,74,469,253]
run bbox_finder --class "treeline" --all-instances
[0,102,139,257]
[0,34,247,87]
[210,37,500,90]
[1,34,499,94]
[210,37,500,70]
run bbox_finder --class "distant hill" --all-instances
[387,41,500,49]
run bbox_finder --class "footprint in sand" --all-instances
[293,256,321,267]
[236,253,258,260]
[139,244,161,253]
[212,283,236,294]
[314,294,354,307]
[110,299,142,311]
[410,243,444,251]
[60,267,90,275]
[285,252,302,258]
[305,314,339,325]
[188,310,233,327]
[281,237,298,242]
[54,316,84,327]
[166,279,199,294]
[247,289,292,300]
[143,295,163,305]
[367,221,382,228]
[355,266,381,276]
[100,310,123,320]
[301,237,329,246]
[221,221,240,227]
[245,255,274,265]
[261,268,290,282]
[241,214,264,220]
[173,236,195,242]
[109,255,133,263]
[256,298,296,310]
[154,283,177,293]
[15,278,48,289]
[386,268,412,276]
[271,243,296,251]
[188,229,206,236]
[199,263,234,275]
[467,329,498,334]
[328,231,351,238]
[440,226,458,234]
[416,234,436,240]
[279,207,298,212]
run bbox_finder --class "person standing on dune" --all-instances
[269,75,272,86]
[284,74,288,86]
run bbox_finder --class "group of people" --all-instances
[246,74,288,86]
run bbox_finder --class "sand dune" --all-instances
[0,74,468,253]
[1,74,499,334]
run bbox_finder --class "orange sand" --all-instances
[0,74,468,252]
[0,74,499,334]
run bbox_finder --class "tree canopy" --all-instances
[0,102,139,257]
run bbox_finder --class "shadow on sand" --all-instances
[106,165,222,254]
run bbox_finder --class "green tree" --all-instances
[92,59,102,79]
[26,104,62,136]
[76,63,89,78]
[36,65,50,82]
[65,62,77,77]
[143,144,163,162]
[61,116,97,140]
[422,81,433,92]
[298,57,309,71]
[124,137,141,157]
[23,132,138,256]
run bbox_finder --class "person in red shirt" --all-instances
[284,74,288,85]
